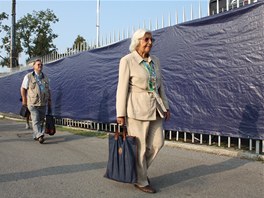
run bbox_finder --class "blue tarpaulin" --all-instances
[0,1,263,139]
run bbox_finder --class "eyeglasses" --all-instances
[140,37,155,43]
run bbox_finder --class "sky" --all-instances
[0,0,209,66]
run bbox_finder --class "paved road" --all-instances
[0,118,263,198]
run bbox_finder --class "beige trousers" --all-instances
[127,116,164,187]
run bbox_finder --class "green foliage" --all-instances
[0,9,59,67]
[17,9,59,59]
[73,35,86,47]
[0,12,10,66]
[0,12,8,33]
[65,35,92,53]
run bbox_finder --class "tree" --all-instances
[72,35,88,51]
[66,35,89,53]
[0,12,10,66]
[0,18,23,67]
[0,9,59,67]
[0,12,8,33]
[17,9,59,59]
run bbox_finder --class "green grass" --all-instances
[56,126,108,139]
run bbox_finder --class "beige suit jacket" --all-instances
[116,51,169,121]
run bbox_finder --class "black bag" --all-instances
[104,126,137,183]
[45,106,56,136]
[19,105,30,117]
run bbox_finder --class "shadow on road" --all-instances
[153,158,249,190]
[0,161,106,183]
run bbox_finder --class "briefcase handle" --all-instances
[114,124,127,141]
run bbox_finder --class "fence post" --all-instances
[217,0,219,14]
[255,140,260,154]
[261,140,264,153]
[200,134,203,144]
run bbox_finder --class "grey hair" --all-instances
[129,28,152,52]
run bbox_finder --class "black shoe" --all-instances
[38,136,45,144]
[34,138,38,141]
[134,184,156,193]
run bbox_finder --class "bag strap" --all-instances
[47,105,52,115]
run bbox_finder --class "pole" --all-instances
[10,0,17,68]
[96,0,100,48]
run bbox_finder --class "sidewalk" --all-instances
[0,118,263,198]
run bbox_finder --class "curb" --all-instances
[165,141,264,162]
[2,115,263,162]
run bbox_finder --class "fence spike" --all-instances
[217,0,219,14]
[175,9,178,24]
[168,12,171,26]
[183,6,186,22]
[208,0,210,16]
[191,4,193,20]
[199,0,202,18]
[162,15,164,28]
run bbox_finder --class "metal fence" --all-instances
[27,0,258,66]
[55,117,264,155]
[27,0,263,155]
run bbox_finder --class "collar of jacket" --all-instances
[132,51,154,65]
[32,71,45,79]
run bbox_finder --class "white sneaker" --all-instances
[25,123,30,129]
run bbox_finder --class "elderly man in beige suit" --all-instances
[116,29,170,193]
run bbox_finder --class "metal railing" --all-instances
[27,0,258,66]
[55,117,264,155]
